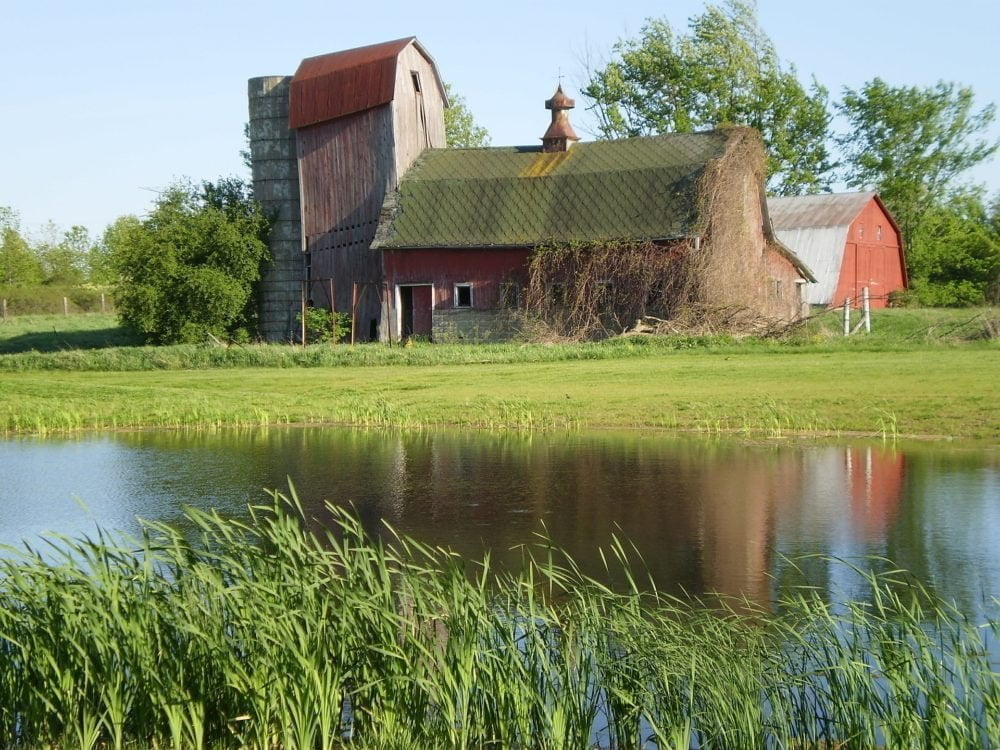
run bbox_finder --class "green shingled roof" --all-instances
[372,132,729,249]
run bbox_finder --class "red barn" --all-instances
[768,192,907,309]
[373,106,815,342]
[250,39,815,342]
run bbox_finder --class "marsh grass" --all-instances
[0,492,996,749]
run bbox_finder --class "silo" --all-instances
[247,76,304,341]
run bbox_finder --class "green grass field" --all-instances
[1,310,997,439]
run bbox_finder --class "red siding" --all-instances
[384,248,532,309]
[831,198,906,308]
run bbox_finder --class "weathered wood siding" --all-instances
[296,105,395,337]
[383,248,530,341]
[391,43,447,180]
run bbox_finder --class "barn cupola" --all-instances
[541,84,580,153]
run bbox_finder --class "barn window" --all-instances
[548,283,566,307]
[454,283,473,308]
[773,279,783,299]
[858,223,864,239]
[410,72,422,93]
[877,225,883,241]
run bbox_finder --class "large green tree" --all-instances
[837,79,998,244]
[106,178,270,344]
[444,84,491,148]
[583,0,833,194]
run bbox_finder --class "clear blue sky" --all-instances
[2,0,997,240]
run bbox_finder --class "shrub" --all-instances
[106,178,270,344]
[297,307,350,343]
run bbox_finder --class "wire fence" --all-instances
[0,289,115,320]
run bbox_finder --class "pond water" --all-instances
[1,428,998,615]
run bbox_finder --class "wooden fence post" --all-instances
[842,297,851,337]
[350,283,358,347]
[63,297,69,316]
[100,293,106,314]
[862,287,871,333]
[300,281,307,347]
[1,299,6,322]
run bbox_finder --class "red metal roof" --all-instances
[289,37,414,129]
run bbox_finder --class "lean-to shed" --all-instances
[768,192,906,308]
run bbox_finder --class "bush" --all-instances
[913,279,986,307]
[297,307,350,343]
[106,178,269,344]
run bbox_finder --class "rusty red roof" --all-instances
[289,37,413,129]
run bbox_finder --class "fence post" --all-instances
[100,293,106,314]
[63,297,69,316]
[862,287,871,333]
[300,280,307,347]
[1,299,6,322]
[842,297,851,336]
[351,283,358,347]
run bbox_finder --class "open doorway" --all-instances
[398,284,433,340]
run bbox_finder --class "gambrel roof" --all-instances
[373,132,729,249]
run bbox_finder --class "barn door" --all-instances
[399,284,433,340]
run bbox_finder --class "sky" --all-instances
[2,0,998,241]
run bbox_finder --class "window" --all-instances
[410,72,422,93]
[877,225,883,241]
[858,223,864,240]
[773,279,783,299]
[454,283,472,308]
[548,283,566,307]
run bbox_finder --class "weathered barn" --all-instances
[768,192,906,309]
[248,38,814,343]
[372,112,814,341]
[248,37,446,341]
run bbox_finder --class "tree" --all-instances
[837,79,998,244]
[0,207,43,286]
[582,1,833,194]
[35,224,93,285]
[106,178,270,344]
[444,84,491,148]
[906,191,1000,306]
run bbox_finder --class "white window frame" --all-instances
[453,282,473,309]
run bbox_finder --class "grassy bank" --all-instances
[1,310,998,439]
[1,348,997,439]
[1,494,996,749]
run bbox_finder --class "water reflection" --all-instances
[0,429,996,614]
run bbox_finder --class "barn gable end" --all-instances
[769,192,906,308]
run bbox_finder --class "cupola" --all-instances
[541,84,580,153]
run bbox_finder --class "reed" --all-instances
[0,492,996,749]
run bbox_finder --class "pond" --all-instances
[2,427,998,615]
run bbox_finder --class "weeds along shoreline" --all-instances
[0,492,997,749]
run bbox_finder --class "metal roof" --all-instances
[372,131,729,249]
[768,191,875,230]
[289,37,446,129]
[767,192,875,304]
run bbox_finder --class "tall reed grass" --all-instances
[0,492,997,749]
